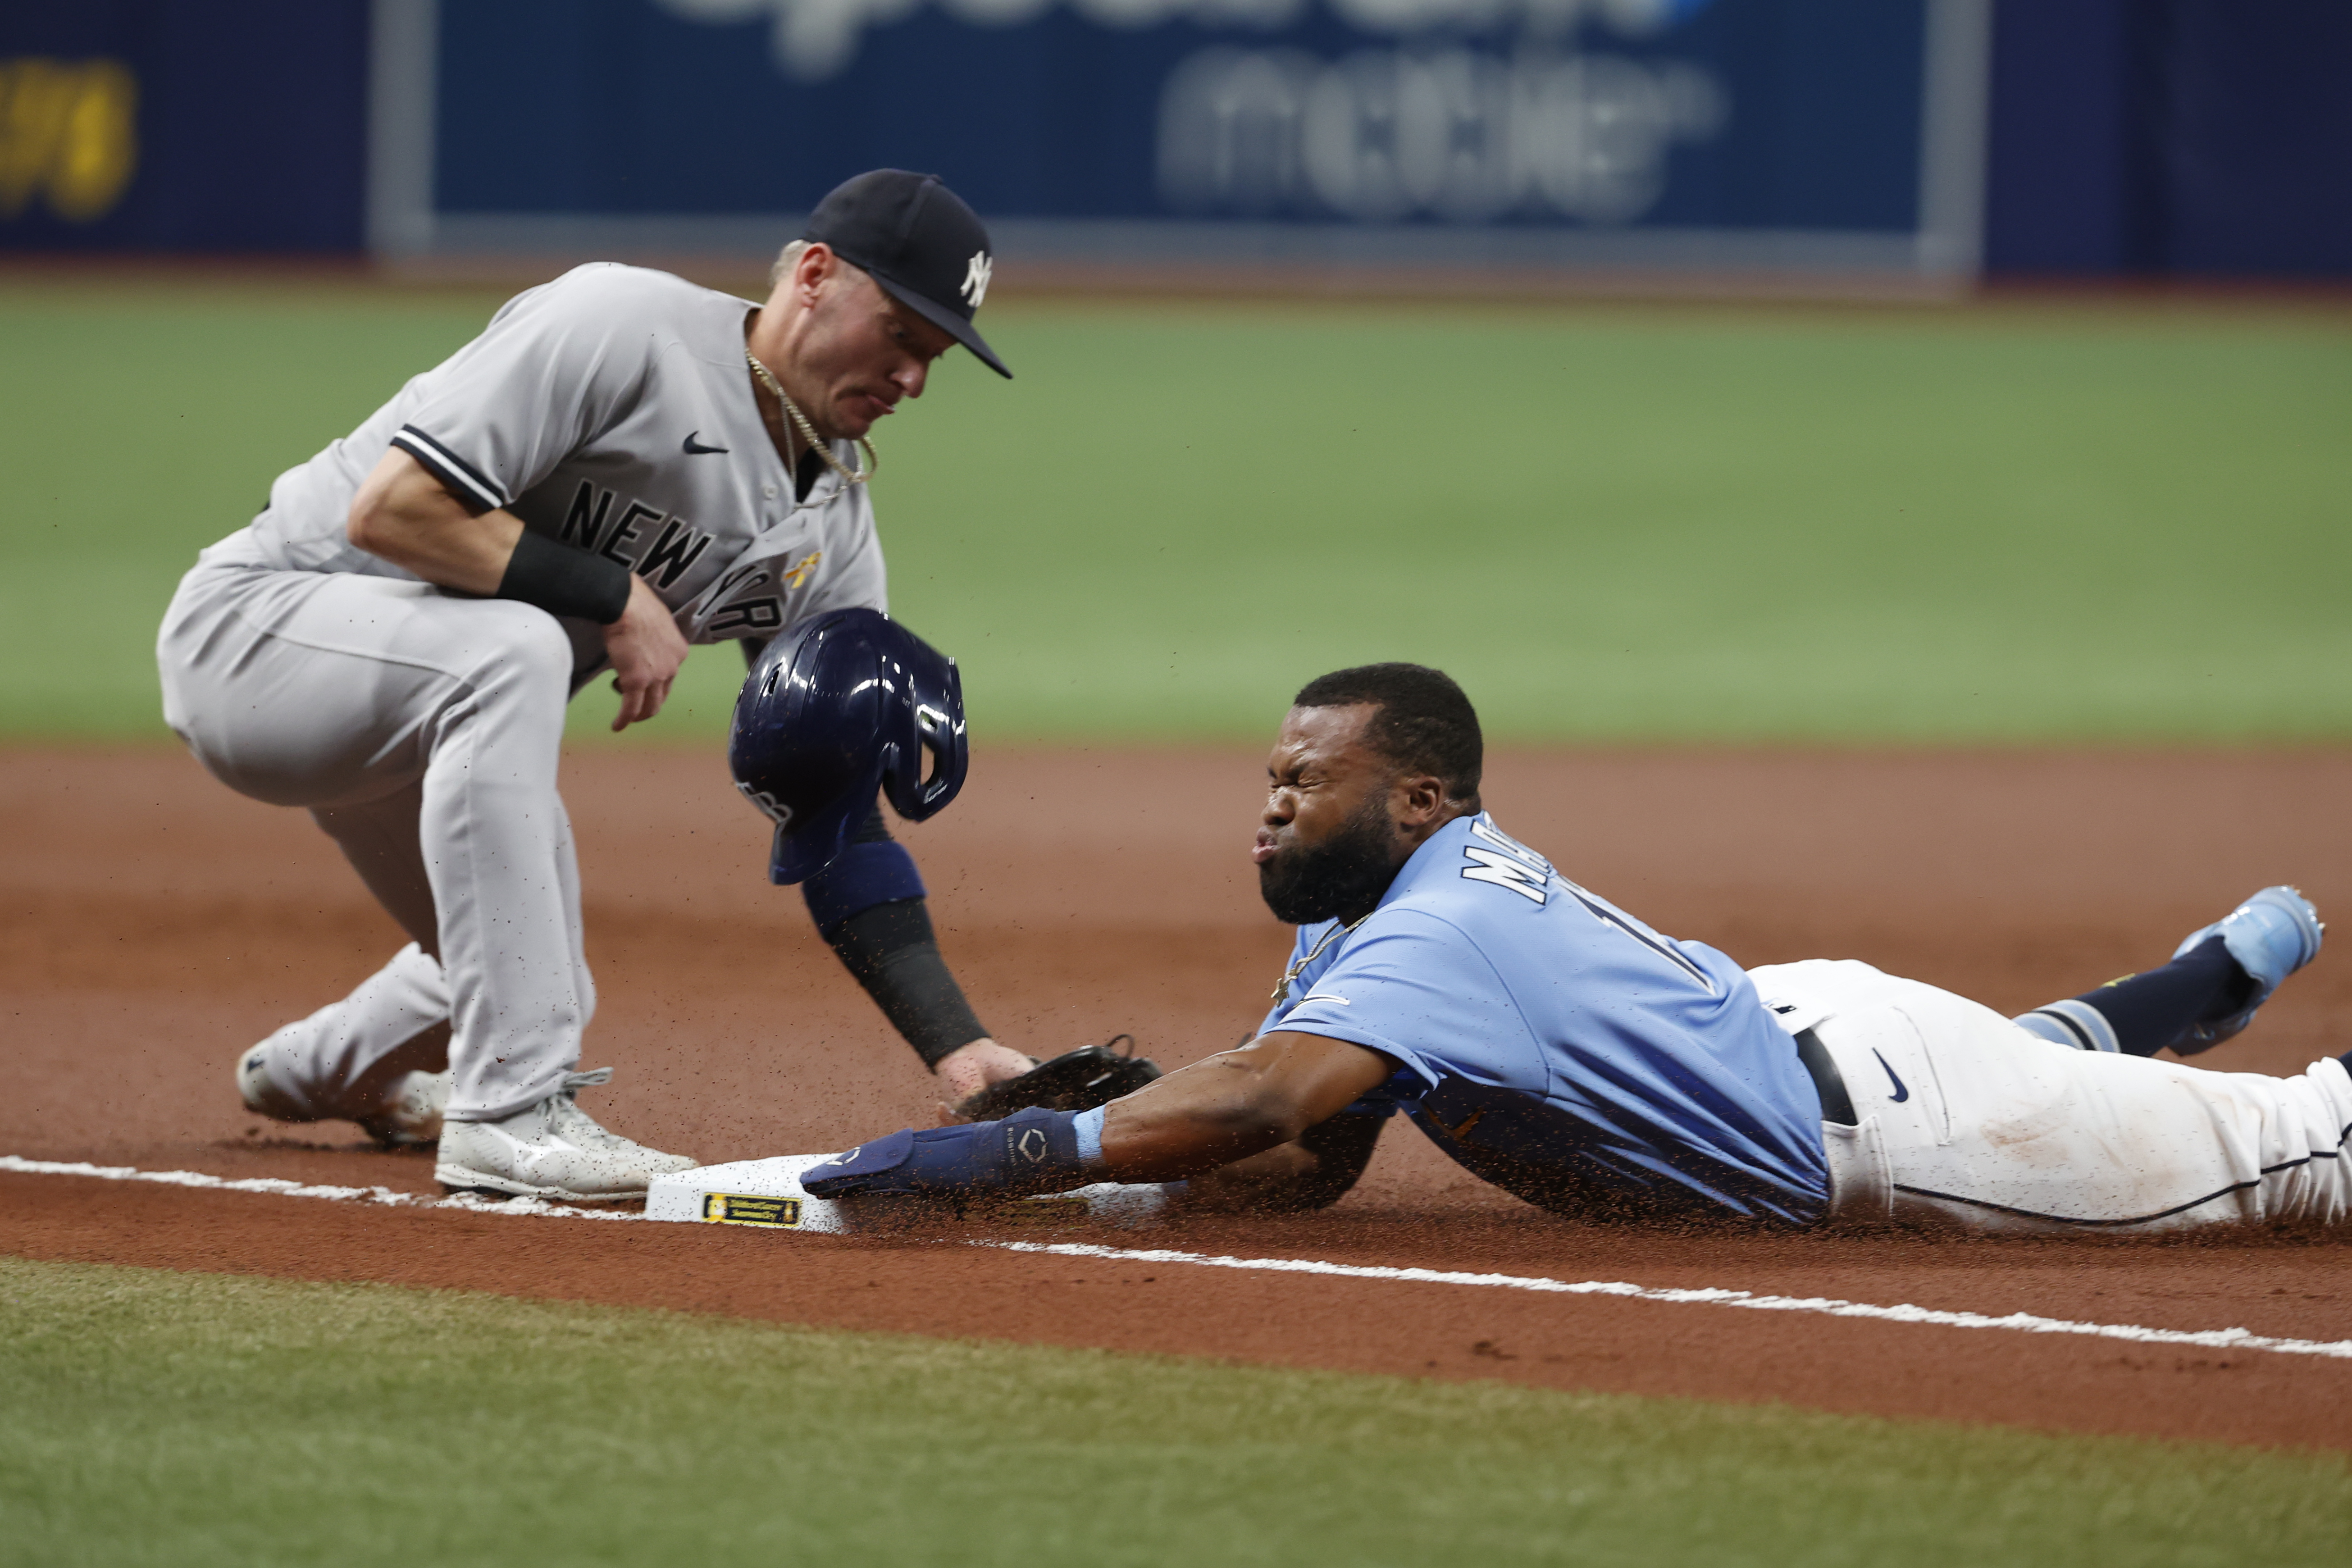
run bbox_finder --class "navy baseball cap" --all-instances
[803,170,1011,379]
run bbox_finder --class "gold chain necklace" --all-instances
[745,350,878,492]
[1271,914,1370,1001]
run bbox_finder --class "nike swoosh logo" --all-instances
[1301,993,1351,1006]
[682,431,729,455]
[1437,1108,1484,1141]
[1873,1049,1910,1103]
[487,1125,582,1170]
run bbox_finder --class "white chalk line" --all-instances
[986,1243,2352,1361]
[0,1155,643,1222]
[9,1155,2349,1362]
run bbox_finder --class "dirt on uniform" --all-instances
[4,744,2347,1450]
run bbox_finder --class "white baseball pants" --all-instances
[1751,960,2352,1234]
[159,549,593,1122]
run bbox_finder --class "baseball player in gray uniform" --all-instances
[157,171,1033,1202]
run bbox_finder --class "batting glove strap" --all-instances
[801,1107,1085,1199]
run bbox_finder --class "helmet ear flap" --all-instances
[884,649,967,822]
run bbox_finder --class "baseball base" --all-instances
[645,1155,1174,1233]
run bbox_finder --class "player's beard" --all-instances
[1258,795,1403,926]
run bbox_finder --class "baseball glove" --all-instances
[955,1034,1161,1121]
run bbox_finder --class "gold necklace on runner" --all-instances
[1271,914,1369,1001]
[745,350,877,492]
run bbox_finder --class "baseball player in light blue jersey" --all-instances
[807,664,2350,1235]
[1251,806,1833,1224]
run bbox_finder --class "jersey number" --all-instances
[1559,881,1717,994]
[1459,818,1715,994]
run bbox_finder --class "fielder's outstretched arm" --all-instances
[735,641,1030,1104]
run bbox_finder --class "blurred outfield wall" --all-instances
[0,0,2345,280]
[0,3,368,251]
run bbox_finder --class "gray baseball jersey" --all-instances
[163,264,899,1130]
[233,262,887,665]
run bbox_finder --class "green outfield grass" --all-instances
[3,279,2346,743]
[3,1256,2344,1568]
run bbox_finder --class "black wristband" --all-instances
[820,898,989,1069]
[496,529,632,624]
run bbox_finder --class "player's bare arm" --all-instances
[1174,1113,1386,1212]
[802,1026,1393,1210]
[929,1027,1389,1210]
[597,575,691,730]
[1092,1031,1392,1209]
[347,447,687,731]
[1096,1030,1389,1180]
[346,446,524,593]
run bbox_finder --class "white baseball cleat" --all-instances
[235,1046,450,1150]
[435,1070,696,1203]
[357,1071,450,1149]
[235,1045,308,1122]
[2171,885,2325,1050]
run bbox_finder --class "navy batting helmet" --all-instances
[729,609,969,884]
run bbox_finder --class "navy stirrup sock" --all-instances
[2028,937,2254,1058]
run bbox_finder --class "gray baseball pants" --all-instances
[158,542,593,1123]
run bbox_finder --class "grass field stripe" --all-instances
[0,1155,643,1222]
[982,1241,2352,1362]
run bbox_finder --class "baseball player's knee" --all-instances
[462,605,577,709]
[503,606,578,683]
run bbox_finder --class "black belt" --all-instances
[1794,1028,1856,1126]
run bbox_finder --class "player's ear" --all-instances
[797,242,837,301]
[1395,772,1448,827]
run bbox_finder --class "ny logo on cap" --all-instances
[960,251,993,309]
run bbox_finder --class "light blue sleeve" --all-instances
[1270,911,1541,1096]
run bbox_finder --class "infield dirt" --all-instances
[5,745,2348,1451]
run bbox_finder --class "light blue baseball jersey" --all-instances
[1261,813,1831,1224]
